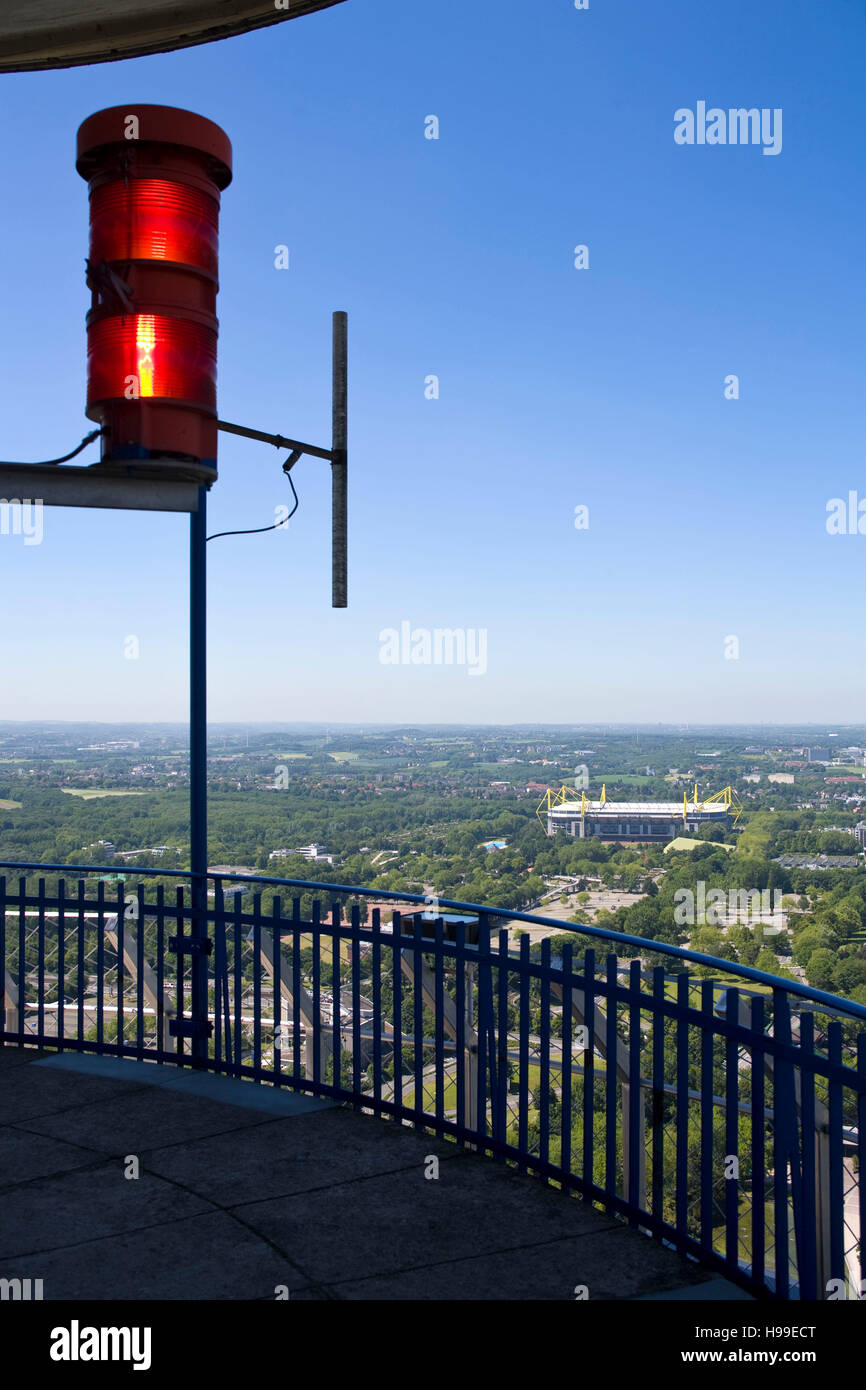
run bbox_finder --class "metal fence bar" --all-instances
[496,928,510,1152]
[539,937,551,1177]
[135,885,145,1054]
[475,920,489,1145]
[434,921,445,1124]
[604,955,617,1198]
[583,949,596,1200]
[18,878,27,1041]
[312,898,322,1087]
[392,911,403,1113]
[76,879,86,1048]
[216,898,229,1070]
[651,966,665,1225]
[351,904,361,1105]
[412,919,424,1124]
[271,896,283,1081]
[455,924,467,1141]
[828,1021,844,1285]
[57,879,65,1048]
[798,1010,817,1300]
[233,891,243,1072]
[750,994,766,1291]
[115,882,125,1053]
[36,877,46,1042]
[560,942,573,1184]
[772,990,791,1298]
[516,934,529,1166]
[252,892,262,1074]
[724,987,739,1272]
[372,907,382,1110]
[331,903,341,1094]
[95,879,105,1050]
[700,979,715,1257]
[626,959,641,1224]
[292,898,302,1082]
[173,887,185,1064]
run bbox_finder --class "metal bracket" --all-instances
[169,1018,213,1040]
[169,935,213,957]
[216,419,333,462]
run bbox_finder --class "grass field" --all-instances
[0,799,22,809]
[60,789,147,799]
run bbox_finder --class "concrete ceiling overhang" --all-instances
[0,0,348,74]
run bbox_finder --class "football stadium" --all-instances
[541,785,737,843]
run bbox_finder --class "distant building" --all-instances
[274,843,335,865]
[856,823,866,849]
[768,773,795,784]
[806,748,832,763]
[776,854,861,871]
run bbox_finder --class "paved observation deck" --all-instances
[0,1045,750,1301]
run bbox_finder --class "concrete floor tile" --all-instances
[18,1085,272,1155]
[0,1124,98,1187]
[0,1061,147,1124]
[329,1226,715,1301]
[0,1210,311,1300]
[0,1045,49,1069]
[0,1162,213,1259]
[146,1106,459,1205]
[230,1153,621,1284]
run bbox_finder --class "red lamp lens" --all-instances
[87,314,217,406]
[89,180,219,276]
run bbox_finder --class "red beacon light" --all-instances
[76,105,232,482]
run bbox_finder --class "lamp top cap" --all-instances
[76,104,232,188]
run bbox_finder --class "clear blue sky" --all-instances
[0,0,864,724]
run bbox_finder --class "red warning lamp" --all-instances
[76,105,232,480]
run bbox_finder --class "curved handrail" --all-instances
[2,859,865,1023]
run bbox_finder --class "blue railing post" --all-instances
[189,484,210,1067]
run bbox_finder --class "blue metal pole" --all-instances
[190,484,208,1065]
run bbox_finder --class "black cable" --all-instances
[206,463,299,543]
[0,428,103,467]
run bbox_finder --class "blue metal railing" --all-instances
[2,861,864,1301]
